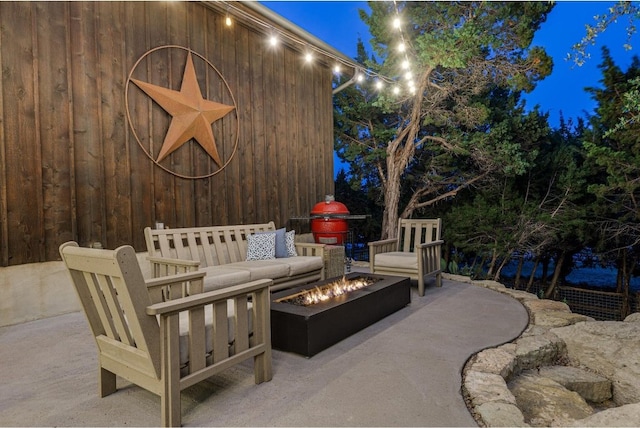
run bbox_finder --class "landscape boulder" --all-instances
[537,365,612,403]
[561,402,640,427]
[509,374,594,427]
[551,321,640,406]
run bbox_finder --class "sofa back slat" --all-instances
[157,234,175,259]
[186,232,200,263]
[190,231,212,266]
[234,229,249,260]
[224,229,242,263]
[210,231,227,265]
[169,232,184,260]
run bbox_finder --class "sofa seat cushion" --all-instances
[225,260,290,281]
[374,252,417,270]
[277,256,324,276]
[177,299,253,369]
[200,266,252,292]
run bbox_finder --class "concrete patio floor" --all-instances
[0,273,528,427]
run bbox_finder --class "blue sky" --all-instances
[262,1,639,173]
[524,1,637,126]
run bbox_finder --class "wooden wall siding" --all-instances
[0,1,334,266]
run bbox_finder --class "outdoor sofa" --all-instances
[144,222,326,292]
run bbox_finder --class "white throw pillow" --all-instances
[285,230,297,257]
[246,233,276,260]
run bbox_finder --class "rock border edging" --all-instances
[444,274,591,427]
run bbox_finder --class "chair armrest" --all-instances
[416,239,444,250]
[368,238,398,255]
[368,238,398,249]
[146,279,272,316]
[145,271,207,302]
[147,255,200,268]
[147,255,200,278]
[145,271,206,289]
[294,242,326,258]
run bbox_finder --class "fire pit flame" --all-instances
[276,275,380,306]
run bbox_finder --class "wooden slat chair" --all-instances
[59,242,272,427]
[368,219,444,296]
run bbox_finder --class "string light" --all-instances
[214,1,412,97]
[391,0,420,98]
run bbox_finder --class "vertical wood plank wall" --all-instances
[0,1,334,266]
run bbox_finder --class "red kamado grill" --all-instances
[310,196,351,245]
[290,195,367,246]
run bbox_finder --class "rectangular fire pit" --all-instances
[270,273,410,357]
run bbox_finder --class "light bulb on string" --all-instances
[268,35,278,47]
[401,59,410,70]
[356,72,365,83]
[304,52,313,63]
[225,15,232,26]
[392,17,401,29]
[375,80,383,90]
[334,64,341,74]
[398,42,406,53]
[393,86,401,95]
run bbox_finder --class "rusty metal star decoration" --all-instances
[131,52,235,166]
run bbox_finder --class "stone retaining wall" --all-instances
[444,274,640,427]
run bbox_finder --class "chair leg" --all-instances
[99,367,117,397]
[254,348,273,383]
[161,316,181,427]
[436,272,442,287]
[418,276,425,297]
[161,383,181,427]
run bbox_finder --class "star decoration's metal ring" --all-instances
[125,45,239,179]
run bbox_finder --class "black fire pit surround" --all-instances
[270,273,411,357]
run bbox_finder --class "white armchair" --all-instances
[59,242,272,427]
[368,219,443,296]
